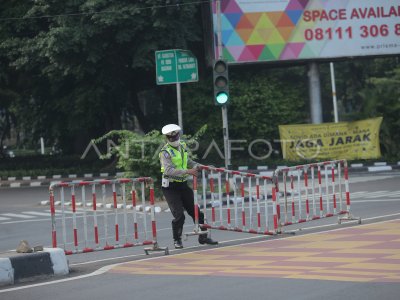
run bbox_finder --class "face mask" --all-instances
[168,138,180,148]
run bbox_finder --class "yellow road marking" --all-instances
[108,220,400,283]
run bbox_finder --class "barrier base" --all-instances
[202,225,279,236]
[144,242,169,255]
[183,231,209,241]
[183,225,209,241]
[280,230,297,236]
[338,213,362,225]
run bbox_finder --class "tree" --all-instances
[0,0,204,153]
[181,66,308,165]
[359,63,400,159]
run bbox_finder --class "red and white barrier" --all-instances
[274,160,360,228]
[191,166,277,235]
[184,160,359,239]
[49,178,168,255]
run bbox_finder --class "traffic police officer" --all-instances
[159,124,218,249]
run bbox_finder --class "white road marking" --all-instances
[1,213,36,219]
[362,191,389,198]
[53,210,83,215]
[0,264,116,293]
[350,191,369,197]
[21,211,52,217]
[351,199,400,203]
[386,191,400,197]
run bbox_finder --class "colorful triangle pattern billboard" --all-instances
[212,0,400,64]
[212,0,311,63]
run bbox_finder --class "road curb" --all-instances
[0,248,69,286]
[0,172,124,188]
[1,163,399,189]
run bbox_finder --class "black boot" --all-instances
[198,234,218,245]
[174,239,183,249]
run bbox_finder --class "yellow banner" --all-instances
[279,117,382,161]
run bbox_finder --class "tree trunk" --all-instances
[128,90,150,133]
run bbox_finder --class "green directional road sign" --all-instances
[155,49,198,85]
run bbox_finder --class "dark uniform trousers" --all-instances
[162,181,205,241]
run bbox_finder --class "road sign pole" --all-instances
[176,82,183,131]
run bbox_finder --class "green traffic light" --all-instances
[216,91,229,104]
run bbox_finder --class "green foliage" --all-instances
[229,67,307,139]
[93,125,207,189]
[359,65,400,159]
[0,0,203,153]
[181,67,307,165]
[94,129,164,180]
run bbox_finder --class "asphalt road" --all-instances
[0,170,400,299]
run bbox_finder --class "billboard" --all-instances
[212,0,400,63]
[278,117,382,160]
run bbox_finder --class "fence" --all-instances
[185,160,360,239]
[49,178,168,255]
[184,166,278,240]
[49,160,360,253]
[273,160,361,230]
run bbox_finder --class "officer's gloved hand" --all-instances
[186,168,198,177]
[195,164,217,172]
[195,164,213,171]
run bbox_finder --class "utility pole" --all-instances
[308,62,323,124]
[330,62,339,123]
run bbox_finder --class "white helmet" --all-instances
[162,124,181,135]
[162,124,181,147]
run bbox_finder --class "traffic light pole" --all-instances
[222,106,230,168]
[216,0,231,168]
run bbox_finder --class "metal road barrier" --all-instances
[184,166,278,239]
[49,178,168,255]
[185,160,360,240]
[273,160,361,230]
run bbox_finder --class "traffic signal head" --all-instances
[213,59,229,106]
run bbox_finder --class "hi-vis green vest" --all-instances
[159,142,188,182]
